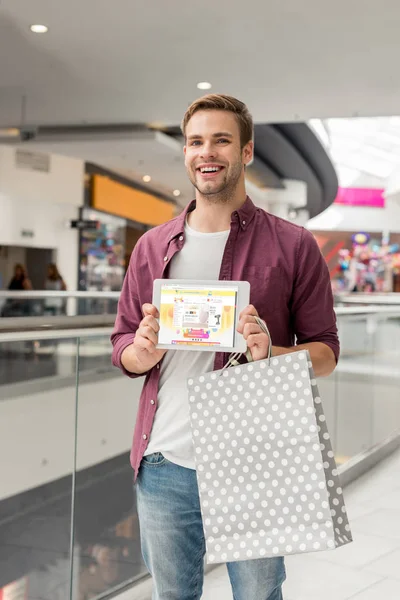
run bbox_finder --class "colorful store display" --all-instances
[334,232,400,293]
[78,209,126,293]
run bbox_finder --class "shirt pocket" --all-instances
[241,266,285,315]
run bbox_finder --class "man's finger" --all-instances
[242,322,264,340]
[246,331,268,346]
[237,314,257,334]
[142,315,160,333]
[134,335,156,354]
[137,324,158,346]
[142,303,159,318]
[239,304,259,320]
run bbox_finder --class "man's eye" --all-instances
[190,140,201,146]
[217,138,230,143]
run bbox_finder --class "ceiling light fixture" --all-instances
[30,24,49,33]
[0,128,20,138]
[197,82,212,90]
[173,189,181,197]
[142,175,151,183]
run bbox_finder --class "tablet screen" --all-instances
[158,282,238,348]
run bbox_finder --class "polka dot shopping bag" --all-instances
[187,349,352,564]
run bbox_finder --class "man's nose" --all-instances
[200,142,217,160]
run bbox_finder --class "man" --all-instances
[111,94,339,600]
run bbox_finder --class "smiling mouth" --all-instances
[197,166,225,177]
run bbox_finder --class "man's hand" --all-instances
[121,304,166,374]
[237,304,270,361]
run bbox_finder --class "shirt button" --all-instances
[150,399,155,405]
[164,256,168,262]
[143,434,147,440]
[242,220,246,225]
[157,364,160,369]
[179,235,183,241]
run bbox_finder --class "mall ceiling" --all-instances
[1,0,399,215]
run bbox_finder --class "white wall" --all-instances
[0,375,143,500]
[0,145,85,290]
[306,194,400,232]
[0,194,80,291]
[0,145,84,208]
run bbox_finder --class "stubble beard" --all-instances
[189,160,244,205]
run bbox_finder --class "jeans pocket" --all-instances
[141,452,167,467]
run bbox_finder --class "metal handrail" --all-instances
[2,290,399,304]
[335,306,400,316]
[0,306,399,343]
[0,314,115,333]
[0,327,115,343]
[336,293,400,305]
[0,290,120,299]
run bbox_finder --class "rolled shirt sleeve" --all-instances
[291,228,340,362]
[111,246,144,378]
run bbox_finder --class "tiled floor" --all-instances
[201,448,400,600]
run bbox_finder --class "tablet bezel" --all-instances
[152,279,250,353]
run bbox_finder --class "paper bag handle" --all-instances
[221,316,272,372]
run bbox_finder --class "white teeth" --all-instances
[200,166,221,173]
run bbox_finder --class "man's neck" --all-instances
[188,189,247,233]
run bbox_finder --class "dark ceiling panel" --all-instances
[253,123,337,218]
[246,155,284,190]
[274,123,338,214]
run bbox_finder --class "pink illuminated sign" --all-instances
[334,187,385,208]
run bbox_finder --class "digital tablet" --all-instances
[152,279,250,353]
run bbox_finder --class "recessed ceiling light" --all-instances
[142,175,151,183]
[173,189,181,197]
[197,82,212,90]
[30,24,49,33]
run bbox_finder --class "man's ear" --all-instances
[242,140,254,166]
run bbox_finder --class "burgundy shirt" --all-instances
[111,197,339,480]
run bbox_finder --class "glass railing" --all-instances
[0,323,147,600]
[318,306,400,464]
[0,291,120,318]
[0,307,399,599]
[335,291,400,306]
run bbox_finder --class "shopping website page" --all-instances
[158,284,238,348]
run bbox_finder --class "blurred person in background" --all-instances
[1,263,33,316]
[44,263,67,315]
[8,263,32,291]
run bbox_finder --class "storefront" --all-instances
[78,166,176,294]
[312,230,400,294]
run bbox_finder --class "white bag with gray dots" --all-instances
[187,350,352,564]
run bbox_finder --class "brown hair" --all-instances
[181,94,253,148]
[14,263,27,278]
[48,263,61,281]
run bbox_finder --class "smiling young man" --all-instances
[111,94,339,599]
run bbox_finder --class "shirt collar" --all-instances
[235,195,257,230]
[168,200,196,242]
[169,196,257,241]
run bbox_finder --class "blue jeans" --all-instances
[136,453,286,600]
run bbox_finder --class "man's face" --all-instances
[184,110,253,200]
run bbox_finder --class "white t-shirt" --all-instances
[144,219,230,468]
